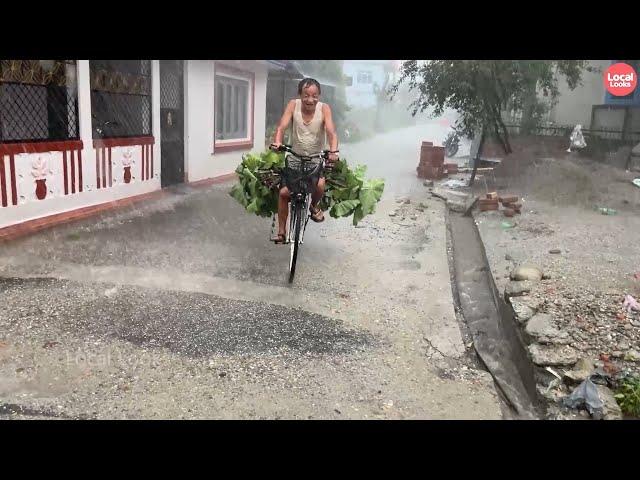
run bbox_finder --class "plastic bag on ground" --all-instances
[567,124,587,152]
[562,378,604,418]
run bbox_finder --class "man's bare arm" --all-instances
[273,100,296,145]
[322,103,339,153]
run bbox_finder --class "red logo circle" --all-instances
[604,63,637,97]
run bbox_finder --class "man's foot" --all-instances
[310,205,324,223]
[271,233,286,244]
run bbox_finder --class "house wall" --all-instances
[343,60,388,109]
[2,59,270,231]
[1,60,161,230]
[548,60,610,128]
[185,60,267,182]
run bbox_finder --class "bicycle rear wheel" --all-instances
[288,202,303,283]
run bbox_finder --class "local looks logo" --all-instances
[604,63,637,97]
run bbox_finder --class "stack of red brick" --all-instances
[444,163,458,174]
[478,192,522,217]
[416,141,460,178]
[416,142,446,180]
[500,194,522,217]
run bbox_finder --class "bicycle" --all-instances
[269,144,332,283]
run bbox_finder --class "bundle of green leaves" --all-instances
[322,159,385,226]
[229,150,284,218]
[229,149,385,226]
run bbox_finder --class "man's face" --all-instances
[300,85,320,109]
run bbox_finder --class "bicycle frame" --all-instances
[286,191,312,245]
[270,149,326,245]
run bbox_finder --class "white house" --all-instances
[0,59,283,234]
[546,60,611,128]
[343,60,393,109]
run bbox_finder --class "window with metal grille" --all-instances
[0,60,79,143]
[90,60,152,139]
[357,71,373,85]
[215,73,250,141]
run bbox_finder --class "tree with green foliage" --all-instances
[391,60,596,153]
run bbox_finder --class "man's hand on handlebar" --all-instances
[269,143,282,152]
[327,151,339,165]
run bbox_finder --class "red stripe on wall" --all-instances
[102,148,107,189]
[92,136,154,149]
[9,155,17,205]
[63,151,69,195]
[78,150,83,193]
[96,148,101,189]
[0,156,7,207]
[70,150,76,194]
[141,145,145,181]
[0,140,83,155]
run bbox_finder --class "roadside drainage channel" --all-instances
[442,195,542,419]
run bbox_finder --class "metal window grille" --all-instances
[0,60,79,143]
[215,74,249,141]
[90,60,152,138]
[357,71,372,84]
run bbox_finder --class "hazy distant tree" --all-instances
[391,60,595,153]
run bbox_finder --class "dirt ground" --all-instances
[488,140,640,213]
[472,141,640,418]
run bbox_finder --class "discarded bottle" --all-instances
[501,221,515,229]
[597,207,617,216]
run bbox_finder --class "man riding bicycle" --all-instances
[270,78,339,244]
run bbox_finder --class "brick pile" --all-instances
[478,192,522,217]
[416,141,446,180]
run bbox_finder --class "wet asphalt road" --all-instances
[0,124,499,419]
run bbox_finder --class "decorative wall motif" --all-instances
[0,140,84,207]
[31,155,49,200]
[0,60,73,87]
[93,137,155,188]
[122,147,133,184]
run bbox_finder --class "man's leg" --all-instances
[312,176,325,206]
[310,177,325,222]
[276,186,290,237]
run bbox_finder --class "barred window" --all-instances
[215,74,249,141]
[357,71,373,85]
[90,60,152,139]
[0,60,79,143]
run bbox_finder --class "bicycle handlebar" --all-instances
[270,144,338,160]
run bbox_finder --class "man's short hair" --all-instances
[298,78,321,95]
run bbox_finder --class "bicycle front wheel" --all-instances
[288,202,303,283]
